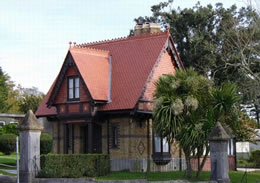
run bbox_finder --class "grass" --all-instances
[0,152,18,166]
[0,169,16,176]
[97,171,260,183]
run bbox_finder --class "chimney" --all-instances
[134,22,161,36]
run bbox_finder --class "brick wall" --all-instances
[55,66,90,104]
[141,51,176,101]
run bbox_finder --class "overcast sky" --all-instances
[0,0,248,93]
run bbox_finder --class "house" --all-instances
[0,113,25,127]
[36,23,186,171]
[36,23,236,171]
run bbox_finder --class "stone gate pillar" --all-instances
[18,110,43,183]
[209,122,230,183]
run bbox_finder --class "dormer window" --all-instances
[68,77,80,100]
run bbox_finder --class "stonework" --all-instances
[50,116,183,172]
[19,110,43,183]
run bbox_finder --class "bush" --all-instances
[2,123,18,136]
[39,154,110,178]
[0,133,17,155]
[40,133,52,154]
[250,150,260,167]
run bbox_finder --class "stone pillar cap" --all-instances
[19,110,43,131]
[208,122,230,141]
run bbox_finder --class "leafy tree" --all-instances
[18,86,44,113]
[0,67,11,113]
[153,69,256,178]
[135,1,260,113]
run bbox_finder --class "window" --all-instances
[112,126,119,148]
[0,121,5,127]
[152,133,171,164]
[154,133,169,153]
[68,77,80,100]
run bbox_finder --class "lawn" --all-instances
[97,171,260,183]
[0,152,17,166]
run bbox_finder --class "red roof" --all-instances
[36,32,172,116]
[70,47,110,101]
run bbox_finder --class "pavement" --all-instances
[0,174,16,183]
[237,168,260,172]
[0,169,17,174]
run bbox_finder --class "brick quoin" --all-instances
[55,66,90,104]
[142,51,176,101]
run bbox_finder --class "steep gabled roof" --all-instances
[36,31,182,116]
[70,47,110,101]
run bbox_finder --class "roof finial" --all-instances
[73,42,77,47]
[69,41,72,49]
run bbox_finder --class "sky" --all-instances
[0,0,248,94]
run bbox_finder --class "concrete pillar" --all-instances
[18,110,43,183]
[209,122,230,183]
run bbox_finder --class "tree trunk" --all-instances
[184,152,193,178]
[196,145,210,178]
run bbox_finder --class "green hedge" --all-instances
[0,133,17,155]
[251,150,260,167]
[39,154,110,178]
[40,133,52,154]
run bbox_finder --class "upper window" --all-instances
[68,77,80,100]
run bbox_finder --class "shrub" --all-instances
[250,150,260,167]
[40,133,52,154]
[0,133,17,155]
[2,123,18,136]
[39,154,110,178]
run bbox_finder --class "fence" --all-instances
[110,158,186,172]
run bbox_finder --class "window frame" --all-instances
[111,126,119,148]
[152,132,171,164]
[67,76,80,101]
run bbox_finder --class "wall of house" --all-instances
[55,66,90,104]
[141,50,176,102]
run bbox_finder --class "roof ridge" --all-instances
[77,31,168,47]
[71,46,109,54]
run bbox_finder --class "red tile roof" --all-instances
[35,79,57,116]
[36,32,171,116]
[70,47,110,101]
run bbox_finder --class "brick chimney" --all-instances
[134,22,161,36]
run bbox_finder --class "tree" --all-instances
[153,69,256,178]
[0,67,11,113]
[135,1,260,111]
[18,86,44,113]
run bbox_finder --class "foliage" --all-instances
[0,123,19,136]
[40,133,52,154]
[135,0,260,112]
[250,150,260,167]
[18,87,44,113]
[0,134,17,155]
[0,67,11,113]
[153,69,255,178]
[39,154,110,178]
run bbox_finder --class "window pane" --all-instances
[75,78,79,87]
[75,87,79,98]
[154,135,161,152]
[162,138,169,152]
[69,88,73,99]
[69,78,73,89]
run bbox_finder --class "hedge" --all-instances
[0,133,17,155]
[250,150,260,167]
[38,154,110,178]
[40,133,52,154]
